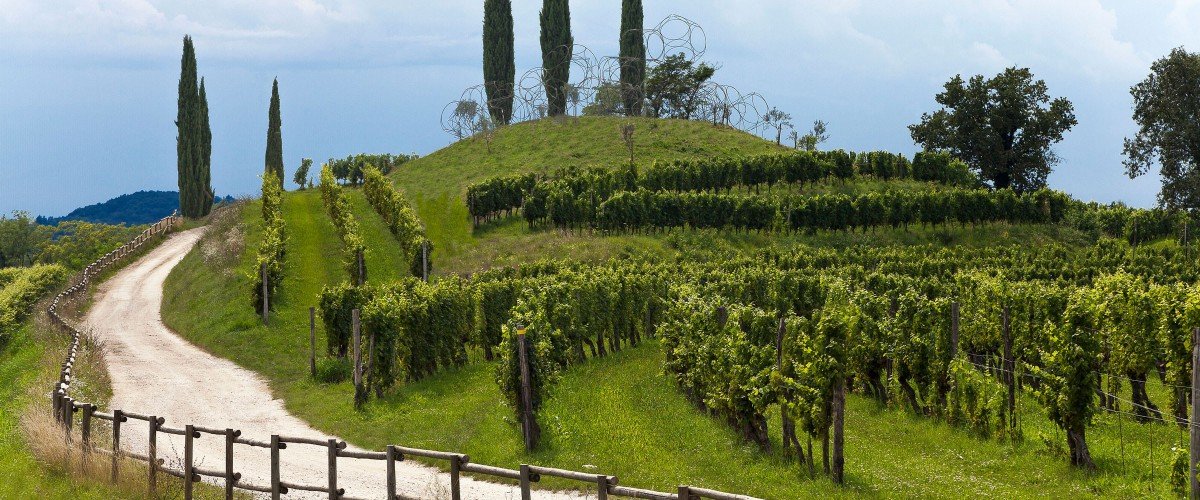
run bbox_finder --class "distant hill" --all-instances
[37,191,233,226]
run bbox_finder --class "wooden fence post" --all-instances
[327,438,339,500]
[678,485,692,500]
[450,454,463,500]
[111,410,123,484]
[386,445,398,500]
[596,474,609,500]
[271,435,281,500]
[1002,306,1015,430]
[309,306,317,378]
[261,263,269,326]
[184,424,195,500]
[519,464,532,500]
[1191,326,1200,500]
[225,429,237,500]
[149,416,161,497]
[80,403,94,474]
[517,327,535,451]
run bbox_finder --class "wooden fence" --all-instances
[46,213,760,500]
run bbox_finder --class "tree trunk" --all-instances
[1128,371,1162,422]
[1067,425,1095,469]
[832,377,846,485]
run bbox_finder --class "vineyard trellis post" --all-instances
[422,240,430,282]
[832,376,845,485]
[1003,306,1015,430]
[352,308,364,409]
[357,249,365,287]
[1190,326,1199,500]
[309,306,317,378]
[950,302,959,359]
[518,326,535,451]
[261,262,269,326]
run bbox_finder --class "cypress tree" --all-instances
[619,0,645,116]
[198,78,213,215]
[539,0,572,117]
[265,78,284,188]
[177,36,201,218]
[483,0,515,125]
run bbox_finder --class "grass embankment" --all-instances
[163,186,1177,497]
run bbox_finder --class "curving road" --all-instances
[85,228,572,499]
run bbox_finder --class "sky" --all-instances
[1,0,1198,216]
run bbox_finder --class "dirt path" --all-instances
[85,228,576,499]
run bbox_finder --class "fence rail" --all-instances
[45,212,760,500]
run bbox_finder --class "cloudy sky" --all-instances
[2,0,1197,216]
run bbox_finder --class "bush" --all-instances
[0,264,68,338]
[315,356,352,383]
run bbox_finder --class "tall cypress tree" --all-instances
[177,36,201,218]
[265,78,284,188]
[619,0,645,116]
[483,0,515,125]
[539,0,572,117]
[198,78,213,215]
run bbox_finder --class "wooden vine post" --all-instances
[517,325,535,451]
[1191,326,1200,500]
[421,240,429,282]
[309,307,317,378]
[1002,306,1015,430]
[950,302,959,359]
[356,249,365,286]
[832,376,845,485]
[261,262,269,325]
[352,308,364,408]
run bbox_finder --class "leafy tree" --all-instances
[294,158,313,190]
[763,107,793,146]
[176,36,213,218]
[1124,47,1200,209]
[0,212,47,268]
[909,67,1076,192]
[265,78,284,189]
[582,82,623,116]
[797,120,829,152]
[619,0,645,116]
[539,0,573,117]
[483,0,515,125]
[644,53,715,120]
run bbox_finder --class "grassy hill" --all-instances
[159,116,1174,498]
[391,117,784,271]
[391,116,1084,273]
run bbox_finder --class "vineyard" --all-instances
[150,117,1200,498]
